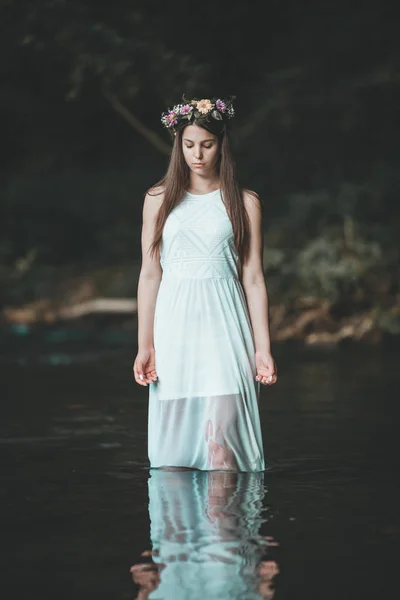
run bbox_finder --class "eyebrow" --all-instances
[183,138,215,143]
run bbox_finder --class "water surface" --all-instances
[0,327,399,599]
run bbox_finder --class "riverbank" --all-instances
[1,258,399,345]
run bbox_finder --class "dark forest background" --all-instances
[1,0,399,343]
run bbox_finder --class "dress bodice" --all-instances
[160,189,239,280]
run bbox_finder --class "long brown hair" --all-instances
[148,119,251,266]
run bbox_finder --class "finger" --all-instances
[141,550,159,557]
[267,374,278,385]
[130,564,147,574]
[133,368,147,386]
[145,369,158,383]
[133,370,147,386]
[257,369,276,384]
[134,360,148,386]
[141,371,151,384]
[143,375,155,385]
[260,374,275,385]
[257,367,273,375]
[256,371,268,381]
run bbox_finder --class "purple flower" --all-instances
[180,104,192,115]
[166,110,178,126]
[215,99,226,113]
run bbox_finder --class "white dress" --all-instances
[148,188,265,472]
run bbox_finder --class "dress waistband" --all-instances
[161,272,239,282]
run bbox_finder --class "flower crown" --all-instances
[161,95,235,133]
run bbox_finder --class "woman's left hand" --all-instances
[255,351,278,386]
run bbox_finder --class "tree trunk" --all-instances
[102,89,172,156]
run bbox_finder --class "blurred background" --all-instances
[1,0,399,343]
[1,2,400,599]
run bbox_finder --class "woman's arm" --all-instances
[241,190,277,385]
[137,191,163,352]
[133,191,163,386]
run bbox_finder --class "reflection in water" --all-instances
[130,469,279,599]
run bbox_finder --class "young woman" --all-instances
[133,95,277,472]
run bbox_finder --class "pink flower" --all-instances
[215,99,226,113]
[166,110,178,126]
[180,104,192,115]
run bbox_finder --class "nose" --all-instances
[194,146,203,160]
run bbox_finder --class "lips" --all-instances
[192,163,205,166]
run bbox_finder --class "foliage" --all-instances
[0,0,399,340]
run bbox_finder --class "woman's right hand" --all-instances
[133,347,158,386]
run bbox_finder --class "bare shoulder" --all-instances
[143,185,164,216]
[147,184,165,198]
[242,188,263,214]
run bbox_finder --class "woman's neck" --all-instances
[186,175,220,195]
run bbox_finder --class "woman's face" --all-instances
[181,124,220,175]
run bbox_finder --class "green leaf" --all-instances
[211,110,222,120]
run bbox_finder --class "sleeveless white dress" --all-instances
[148,189,265,472]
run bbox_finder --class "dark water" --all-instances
[1,325,399,599]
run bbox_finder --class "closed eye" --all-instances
[184,144,213,149]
